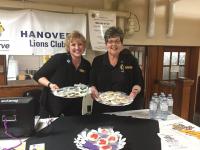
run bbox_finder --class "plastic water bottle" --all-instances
[159,97,168,120]
[7,56,19,80]
[153,93,159,103]
[167,94,173,115]
[149,100,157,119]
[149,93,158,119]
[156,93,165,119]
[160,92,166,99]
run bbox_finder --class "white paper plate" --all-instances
[74,127,126,150]
[52,84,89,98]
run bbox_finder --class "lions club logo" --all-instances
[0,22,5,37]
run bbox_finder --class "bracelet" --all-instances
[47,82,51,88]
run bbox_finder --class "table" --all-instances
[27,114,161,150]
[0,109,200,150]
[109,109,200,150]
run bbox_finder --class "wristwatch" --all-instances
[48,82,51,88]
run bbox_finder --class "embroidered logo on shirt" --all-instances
[120,64,125,72]
[125,66,133,69]
[79,69,85,73]
[66,59,71,63]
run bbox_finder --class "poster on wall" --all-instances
[88,10,116,51]
[0,9,86,55]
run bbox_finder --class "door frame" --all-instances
[145,46,199,121]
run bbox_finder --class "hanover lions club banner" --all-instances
[0,9,86,55]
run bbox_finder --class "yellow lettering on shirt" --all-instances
[79,69,85,73]
[125,66,133,69]
[120,64,125,72]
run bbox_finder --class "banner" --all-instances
[88,10,116,51]
[0,9,86,55]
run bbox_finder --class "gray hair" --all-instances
[104,26,124,43]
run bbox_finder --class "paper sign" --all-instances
[29,143,45,150]
[88,10,116,51]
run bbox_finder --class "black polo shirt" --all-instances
[90,49,144,113]
[34,53,91,116]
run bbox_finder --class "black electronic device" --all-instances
[0,97,35,138]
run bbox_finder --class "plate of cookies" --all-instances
[96,91,134,106]
[52,83,89,98]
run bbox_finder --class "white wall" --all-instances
[13,55,42,72]
[1,0,200,46]
[123,0,200,46]
[2,0,200,76]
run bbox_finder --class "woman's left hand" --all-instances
[90,86,99,100]
[129,85,141,97]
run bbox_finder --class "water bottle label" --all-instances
[150,104,156,110]
[150,102,157,110]
[154,98,159,103]
[160,103,168,111]
[168,100,173,106]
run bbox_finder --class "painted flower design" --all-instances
[74,127,126,150]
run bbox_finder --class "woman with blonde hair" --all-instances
[34,31,91,117]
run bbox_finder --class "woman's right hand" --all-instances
[49,83,59,91]
[38,77,59,91]
[90,86,99,100]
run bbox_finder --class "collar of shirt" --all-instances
[66,52,85,72]
[102,52,124,69]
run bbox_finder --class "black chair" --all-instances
[23,89,42,116]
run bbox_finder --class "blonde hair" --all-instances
[65,31,86,51]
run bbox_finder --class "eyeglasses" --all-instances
[107,39,121,45]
